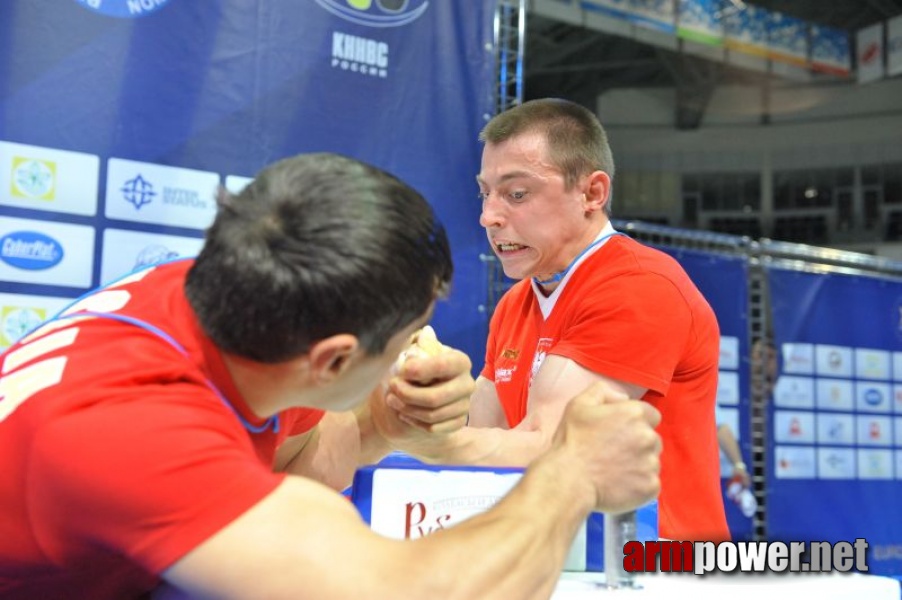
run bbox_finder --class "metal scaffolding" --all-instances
[492,0,525,114]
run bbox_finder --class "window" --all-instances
[883,164,901,205]
[773,215,828,244]
[684,172,760,212]
[708,217,761,238]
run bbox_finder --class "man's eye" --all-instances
[510,191,527,201]
[478,191,489,202]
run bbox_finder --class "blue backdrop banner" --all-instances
[0,0,496,366]
[767,265,902,577]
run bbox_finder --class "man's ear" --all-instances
[307,334,359,384]
[582,170,611,215]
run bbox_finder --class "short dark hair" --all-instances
[185,153,452,363]
[480,98,615,214]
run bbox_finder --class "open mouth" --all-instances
[495,242,528,253]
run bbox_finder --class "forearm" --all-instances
[717,426,744,468]
[407,423,548,467]
[165,450,596,600]
[407,446,595,599]
[283,402,392,490]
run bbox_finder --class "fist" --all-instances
[553,382,662,513]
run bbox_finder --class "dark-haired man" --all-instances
[0,152,661,599]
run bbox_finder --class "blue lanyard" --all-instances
[52,311,280,434]
[533,231,624,286]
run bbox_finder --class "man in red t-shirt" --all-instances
[398,99,728,542]
[0,152,663,599]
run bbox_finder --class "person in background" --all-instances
[388,98,728,542]
[716,413,757,520]
[0,152,661,599]
[716,418,751,489]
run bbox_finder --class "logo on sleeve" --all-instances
[529,337,554,387]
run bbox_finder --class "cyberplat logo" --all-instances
[73,0,172,19]
[313,0,429,28]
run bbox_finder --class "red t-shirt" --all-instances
[0,260,324,598]
[482,235,729,541]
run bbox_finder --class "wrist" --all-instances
[536,446,597,514]
[354,403,392,464]
[398,427,463,464]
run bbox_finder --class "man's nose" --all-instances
[479,193,504,228]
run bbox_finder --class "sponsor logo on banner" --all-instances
[100,228,203,285]
[815,344,853,377]
[815,378,854,411]
[857,449,893,479]
[1,306,46,347]
[314,0,429,28]
[331,31,390,78]
[773,375,815,409]
[134,245,180,270]
[121,174,157,210]
[816,413,854,445]
[105,158,219,229]
[782,343,813,374]
[775,445,815,479]
[718,336,739,369]
[855,348,891,380]
[0,218,94,287]
[317,0,429,79]
[0,231,64,270]
[774,411,815,444]
[11,157,56,200]
[0,294,70,349]
[856,382,892,413]
[857,415,892,446]
[72,0,173,19]
[0,141,99,216]
[817,448,855,480]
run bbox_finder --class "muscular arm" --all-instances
[162,385,661,600]
[164,450,589,600]
[275,333,473,489]
[274,389,393,491]
[413,355,647,466]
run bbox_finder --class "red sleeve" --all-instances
[481,304,501,382]
[27,383,283,575]
[552,271,693,397]
[282,407,326,436]
[480,280,529,382]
